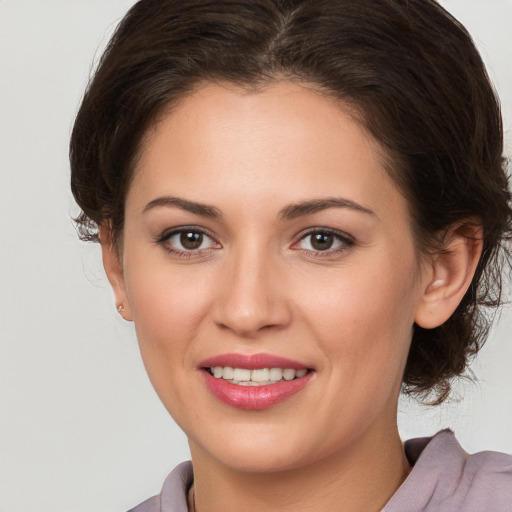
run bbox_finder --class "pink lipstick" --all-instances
[199,353,314,410]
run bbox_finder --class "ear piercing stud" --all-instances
[117,304,125,313]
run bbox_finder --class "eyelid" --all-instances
[157,225,216,242]
[156,226,221,255]
[154,225,354,258]
[292,227,356,255]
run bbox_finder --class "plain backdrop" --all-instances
[1,1,511,511]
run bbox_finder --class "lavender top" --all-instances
[128,430,512,512]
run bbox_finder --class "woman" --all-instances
[70,0,512,510]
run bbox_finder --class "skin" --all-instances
[102,82,482,511]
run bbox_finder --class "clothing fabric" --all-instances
[127,430,512,512]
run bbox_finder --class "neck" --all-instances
[189,423,410,512]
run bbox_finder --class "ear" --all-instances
[414,222,483,329]
[99,224,133,321]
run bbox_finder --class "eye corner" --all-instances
[292,228,356,257]
[155,226,222,258]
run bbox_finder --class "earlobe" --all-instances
[99,224,133,321]
[414,222,483,329]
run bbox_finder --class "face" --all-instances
[110,82,430,473]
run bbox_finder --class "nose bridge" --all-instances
[214,237,290,337]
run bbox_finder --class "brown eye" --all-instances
[310,233,334,251]
[296,229,353,255]
[161,228,219,254]
[180,231,203,250]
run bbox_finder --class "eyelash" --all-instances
[156,227,355,259]
[293,228,355,258]
[156,227,220,258]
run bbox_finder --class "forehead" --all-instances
[130,81,407,222]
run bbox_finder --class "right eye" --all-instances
[159,228,220,256]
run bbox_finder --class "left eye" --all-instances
[164,229,217,252]
[297,231,350,252]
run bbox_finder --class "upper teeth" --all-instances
[210,366,308,384]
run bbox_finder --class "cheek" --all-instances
[299,258,418,384]
[123,260,214,361]
[122,265,217,422]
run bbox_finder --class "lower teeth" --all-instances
[229,380,282,386]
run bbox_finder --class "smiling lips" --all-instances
[199,353,314,409]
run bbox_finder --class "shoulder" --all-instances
[128,495,160,512]
[461,446,512,502]
[127,461,193,512]
[384,430,512,512]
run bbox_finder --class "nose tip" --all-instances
[216,301,281,337]
[213,259,291,338]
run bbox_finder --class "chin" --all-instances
[211,446,307,474]
[188,419,331,474]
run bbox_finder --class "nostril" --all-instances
[211,263,292,335]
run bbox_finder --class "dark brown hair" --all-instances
[70,0,512,402]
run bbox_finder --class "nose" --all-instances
[212,245,292,338]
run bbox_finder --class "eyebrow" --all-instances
[143,196,222,218]
[278,197,375,220]
[143,195,375,220]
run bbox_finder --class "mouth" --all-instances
[205,366,310,386]
[199,353,315,409]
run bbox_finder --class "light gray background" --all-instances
[1,1,511,511]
